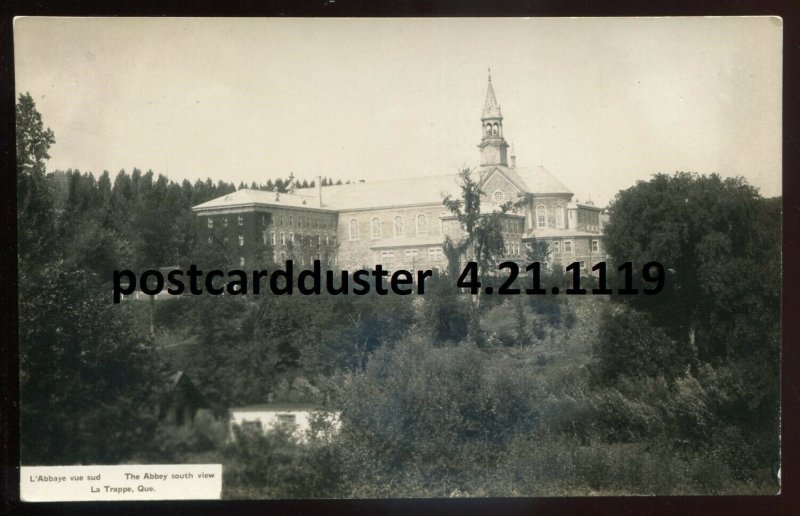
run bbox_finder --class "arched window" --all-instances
[416,214,427,235]
[537,205,547,228]
[349,219,359,241]
[393,215,404,237]
[439,211,449,234]
[556,206,565,229]
[485,124,492,136]
[371,217,382,239]
[492,124,498,136]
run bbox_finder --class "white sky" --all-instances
[14,17,782,206]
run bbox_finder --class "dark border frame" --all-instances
[1,2,797,514]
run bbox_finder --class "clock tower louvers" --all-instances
[478,71,509,167]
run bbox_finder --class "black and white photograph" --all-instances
[14,16,782,500]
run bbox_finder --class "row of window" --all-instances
[267,232,334,247]
[502,219,522,234]
[207,214,332,230]
[550,239,600,254]
[351,214,435,241]
[379,247,444,264]
[504,243,523,257]
[208,215,245,228]
[276,214,329,230]
[535,205,566,229]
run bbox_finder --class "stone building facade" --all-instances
[192,75,606,273]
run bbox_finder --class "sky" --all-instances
[14,17,782,207]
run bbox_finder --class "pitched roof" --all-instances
[295,174,463,211]
[192,188,322,211]
[481,165,573,196]
[192,166,572,213]
[230,403,321,412]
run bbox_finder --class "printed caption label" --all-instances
[21,464,222,502]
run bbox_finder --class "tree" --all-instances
[600,172,780,471]
[525,236,550,266]
[603,172,780,363]
[19,265,164,464]
[17,93,56,268]
[442,168,525,344]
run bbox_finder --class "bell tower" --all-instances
[478,70,509,167]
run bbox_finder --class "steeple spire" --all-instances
[482,71,502,119]
[478,71,508,167]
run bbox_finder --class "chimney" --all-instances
[315,175,322,207]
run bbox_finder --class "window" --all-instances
[262,231,267,245]
[289,216,294,227]
[240,420,262,435]
[240,256,245,267]
[325,235,330,245]
[393,216,404,237]
[416,214,427,235]
[271,232,276,245]
[261,215,266,225]
[380,250,395,264]
[404,249,418,263]
[428,247,443,261]
[207,217,213,228]
[349,219,359,241]
[223,217,229,227]
[207,236,213,243]
[238,215,244,226]
[439,211,449,234]
[277,414,296,425]
[290,232,295,244]
[556,206,565,229]
[553,241,560,254]
[280,232,285,245]
[591,240,599,253]
[537,206,547,228]
[493,190,505,203]
[563,240,573,253]
[371,217,382,239]
[239,235,244,246]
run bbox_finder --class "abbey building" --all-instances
[192,75,606,272]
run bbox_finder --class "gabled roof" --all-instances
[480,165,573,196]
